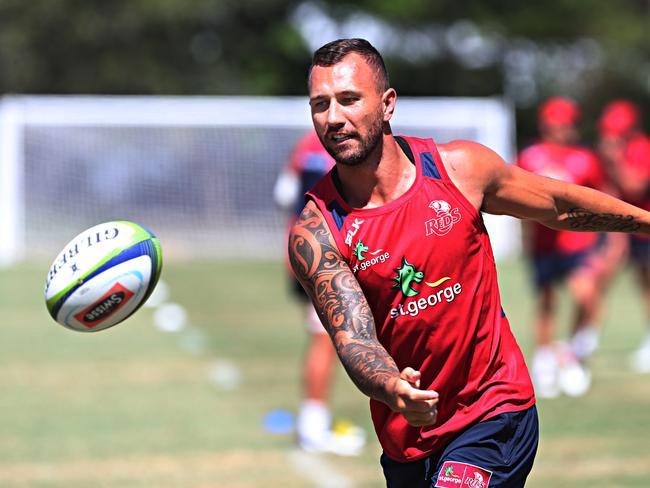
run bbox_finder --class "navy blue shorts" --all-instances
[531,250,592,288]
[380,406,539,488]
[630,235,650,266]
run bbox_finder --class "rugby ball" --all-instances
[44,221,163,332]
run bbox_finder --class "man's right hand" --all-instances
[386,367,439,427]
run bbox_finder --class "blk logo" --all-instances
[345,218,364,246]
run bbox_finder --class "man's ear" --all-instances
[382,88,397,122]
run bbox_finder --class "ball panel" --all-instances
[45,222,144,300]
[45,222,155,316]
[47,237,157,320]
[44,220,163,332]
[117,220,157,243]
[56,255,153,332]
[134,237,163,310]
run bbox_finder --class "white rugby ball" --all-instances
[44,221,163,332]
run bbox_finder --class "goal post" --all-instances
[0,98,25,267]
[0,95,519,266]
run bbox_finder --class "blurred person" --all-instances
[517,97,609,398]
[289,38,650,487]
[598,99,650,372]
[274,129,365,455]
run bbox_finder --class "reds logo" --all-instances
[435,461,492,488]
[465,471,486,488]
[425,200,461,236]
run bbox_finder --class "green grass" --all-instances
[0,259,649,487]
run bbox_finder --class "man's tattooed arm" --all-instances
[288,202,400,404]
[479,156,650,235]
[565,208,641,232]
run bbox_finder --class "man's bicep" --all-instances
[287,203,326,285]
[439,141,559,220]
[482,164,562,221]
[288,202,377,343]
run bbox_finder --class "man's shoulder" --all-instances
[437,139,490,153]
[289,200,327,239]
[288,199,345,263]
[395,134,483,157]
[437,140,508,209]
[438,140,505,173]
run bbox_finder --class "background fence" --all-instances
[0,95,518,266]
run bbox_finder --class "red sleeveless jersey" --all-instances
[306,136,535,462]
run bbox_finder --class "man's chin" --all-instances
[335,154,365,166]
[325,146,360,165]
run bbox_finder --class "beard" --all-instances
[321,110,384,166]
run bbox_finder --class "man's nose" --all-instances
[326,101,345,127]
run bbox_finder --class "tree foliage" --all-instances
[0,0,308,94]
[1,0,649,142]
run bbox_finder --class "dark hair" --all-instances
[309,38,390,91]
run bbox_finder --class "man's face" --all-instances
[308,53,389,166]
[541,122,578,146]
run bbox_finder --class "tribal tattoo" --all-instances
[288,203,399,403]
[566,207,641,232]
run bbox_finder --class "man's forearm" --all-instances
[334,335,400,404]
[544,184,650,234]
[303,257,401,403]
[564,207,642,232]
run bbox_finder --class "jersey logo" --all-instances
[392,257,424,297]
[352,246,390,273]
[425,200,461,236]
[352,240,369,260]
[344,218,364,246]
[435,461,492,488]
[390,275,462,319]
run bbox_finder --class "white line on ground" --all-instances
[287,449,354,488]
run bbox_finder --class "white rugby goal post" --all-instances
[0,95,519,266]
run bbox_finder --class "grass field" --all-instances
[1,258,650,487]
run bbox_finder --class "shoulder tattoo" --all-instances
[288,205,374,339]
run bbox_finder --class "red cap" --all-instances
[538,97,580,126]
[599,100,640,136]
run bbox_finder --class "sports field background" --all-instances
[1,258,649,487]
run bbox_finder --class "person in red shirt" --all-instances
[517,97,608,398]
[274,130,365,455]
[288,38,650,487]
[598,100,650,372]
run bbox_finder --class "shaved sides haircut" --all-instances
[309,38,390,92]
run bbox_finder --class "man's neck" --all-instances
[334,134,416,209]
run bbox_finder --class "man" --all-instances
[517,97,608,398]
[288,38,650,487]
[274,130,365,455]
[598,100,650,372]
